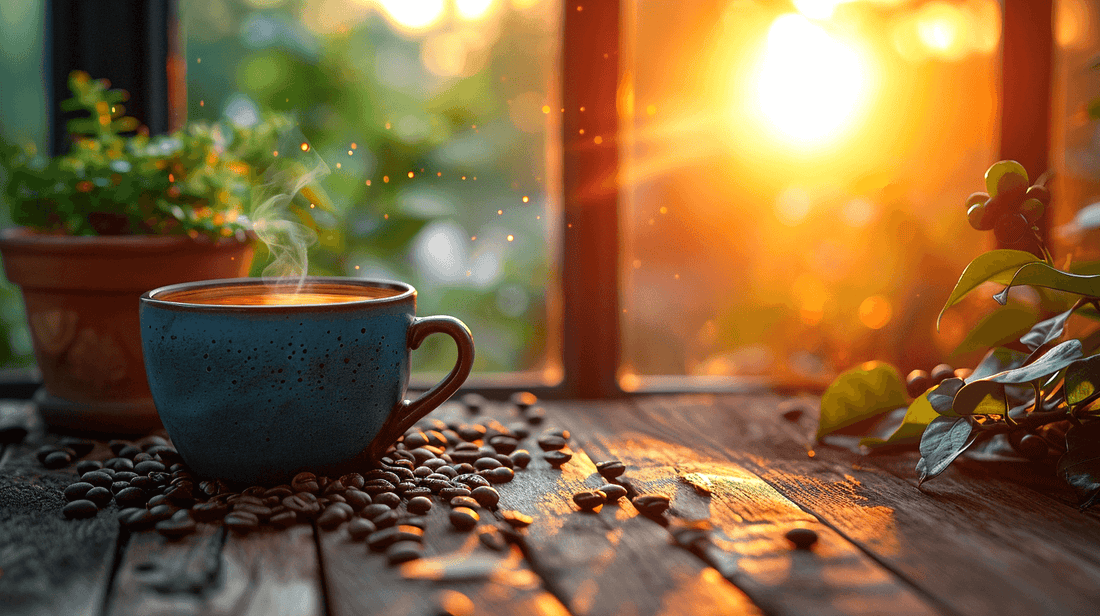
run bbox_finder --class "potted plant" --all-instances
[0,71,325,433]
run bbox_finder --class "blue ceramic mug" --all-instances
[139,277,474,485]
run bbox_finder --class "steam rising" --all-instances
[244,128,330,290]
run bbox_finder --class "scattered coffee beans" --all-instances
[596,460,626,479]
[450,507,479,531]
[785,527,818,550]
[632,494,671,518]
[386,540,423,564]
[63,500,99,519]
[500,509,533,528]
[573,491,605,511]
[598,484,628,502]
[543,450,572,468]
[407,496,433,514]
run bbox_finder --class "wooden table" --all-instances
[2,392,1098,616]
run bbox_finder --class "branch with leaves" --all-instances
[818,160,1100,510]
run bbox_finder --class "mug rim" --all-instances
[141,276,416,313]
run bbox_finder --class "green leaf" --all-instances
[916,416,977,485]
[928,378,964,416]
[1066,355,1100,406]
[937,250,1042,330]
[1057,421,1100,509]
[969,347,1029,381]
[1019,306,1076,352]
[952,340,1082,415]
[818,361,908,440]
[860,392,938,449]
[993,262,1100,305]
[950,301,1038,357]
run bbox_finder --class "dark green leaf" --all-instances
[951,341,1079,415]
[1066,355,1100,406]
[968,347,1029,381]
[818,362,908,440]
[917,416,977,485]
[937,250,1042,330]
[980,339,1081,385]
[860,393,937,449]
[993,262,1100,305]
[928,378,964,416]
[1019,307,1076,352]
[1057,421,1100,509]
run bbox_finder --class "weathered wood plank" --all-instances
[0,433,121,616]
[480,400,764,616]
[551,400,937,616]
[631,393,1100,616]
[107,522,322,616]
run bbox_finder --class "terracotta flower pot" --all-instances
[0,228,255,433]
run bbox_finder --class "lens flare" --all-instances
[755,14,867,145]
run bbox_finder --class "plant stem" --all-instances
[976,408,1068,434]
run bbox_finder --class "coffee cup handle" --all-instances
[369,315,475,460]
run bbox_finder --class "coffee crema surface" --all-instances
[158,283,402,306]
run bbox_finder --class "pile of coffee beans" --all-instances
[36,437,96,469]
[906,363,972,398]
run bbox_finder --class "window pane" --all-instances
[621,0,1002,386]
[183,0,561,377]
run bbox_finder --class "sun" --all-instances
[754,14,867,145]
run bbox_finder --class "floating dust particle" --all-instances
[522,196,529,203]
[471,236,477,241]
[498,210,503,215]
[579,129,585,135]
[355,265,360,270]
[385,122,391,129]
[348,150,353,155]
[199,100,204,107]
[536,215,541,220]
[660,206,668,214]
[196,57,201,63]
[594,136,603,144]
[384,214,389,219]
[437,172,442,177]
[542,105,551,113]
[336,163,341,169]
[466,270,472,276]
[649,219,655,225]
[507,235,514,242]
[272,150,278,157]
[310,203,316,209]
[366,180,372,186]
[408,171,415,178]
[674,274,680,279]
[647,105,657,115]
[351,142,357,149]
[807,449,815,458]
[577,5,583,11]
[301,143,310,151]
[632,259,641,268]
[580,106,585,112]
[462,176,467,180]
[383,176,390,183]
[472,177,477,180]
[168,174,175,182]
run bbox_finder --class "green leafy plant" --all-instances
[0,71,325,238]
[818,160,1100,508]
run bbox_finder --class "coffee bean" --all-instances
[485,467,514,484]
[263,486,294,499]
[269,511,298,528]
[506,422,531,439]
[149,472,170,486]
[156,510,197,539]
[400,515,428,530]
[407,496,433,514]
[449,450,480,464]
[115,487,146,508]
[75,460,103,475]
[229,494,264,506]
[283,494,322,518]
[347,517,376,540]
[365,470,402,485]
[234,503,274,520]
[63,499,98,519]
[930,363,955,385]
[395,481,419,494]
[64,482,95,502]
[317,504,352,529]
[85,486,112,508]
[488,435,519,455]
[403,431,430,449]
[363,479,396,495]
[344,489,371,511]
[105,457,134,472]
[449,494,480,508]
[192,501,230,522]
[387,541,423,564]
[478,527,508,552]
[110,481,130,495]
[149,503,180,522]
[374,492,402,509]
[373,509,399,528]
[544,451,572,468]
[473,457,502,471]
[116,445,141,459]
[118,507,153,529]
[500,510,533,528]
[450,507,479,531]
[598,484,628,501]
[114,471,138,483]
[368,525,425,550]
[165,482,195,505]
[108,440,130,456]
[43,450,72,469]
[36,445,58,464]
[404,487,432,498]
[452,463,476,475]
[454,474,491,488]
[440,487,472,499]
[361,504,392,520]
[573,491,606,511]
[147,494,169,508]
[510,450,532,469]
[471,486,500,509]
[537,436,567,451]
[58,437,95,458]
[461,392,487,413]
[632,494,670,518]
[785,527,818,550]
[132,452,154,464]
[291,472,320,494]
[225,512,260,533]
[510,391,538,411]
[596,460,625,479]
[133,460,166,475]
[524,406,546,425]
[130,476,156,491]
[413,465,433,478]
[338,473,365,490]
[323,480,347,496]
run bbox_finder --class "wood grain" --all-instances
[0,435,121,616]
[475,400,763,616]
[108,523,323,616]
[629,393,1100,616]
[552,400,936,616]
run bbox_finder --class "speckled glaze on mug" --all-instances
[139,277,474,485]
